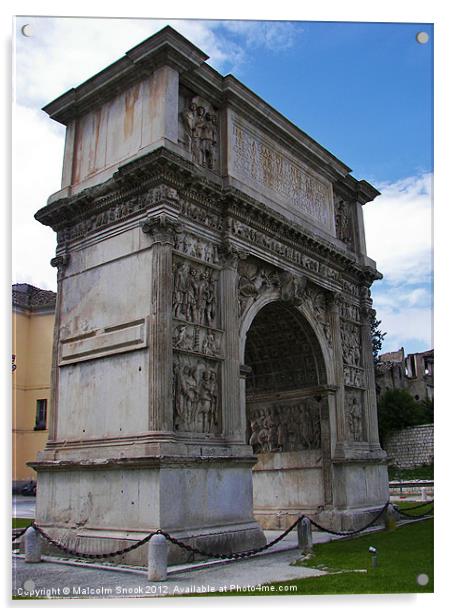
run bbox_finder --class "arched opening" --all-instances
[243,300,331,529]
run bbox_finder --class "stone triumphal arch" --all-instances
[31,27,388,564]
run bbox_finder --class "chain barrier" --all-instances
[12,500,433,561]
[12,524,33,541]
[393,500,433,512]
[29,523,159,560]
[394,504,434,519]
[308,501,390,536]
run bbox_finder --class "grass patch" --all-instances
[12,518,34,529]
[388,464,433,481]
[210,519,433,596]
[288,519,433,594]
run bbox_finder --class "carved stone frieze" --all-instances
[178,198,223,232]
[172,258,218,328]
[58,184,179,244]
[342,279,359,297]
[345,391,364,441]
[180,96,218,171]
[247,398,321,453]
[227,218,341,283]
[174,228,220,264]
[173,354,220,434]
[172,322,222,358]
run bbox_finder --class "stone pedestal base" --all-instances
[252,454,389,532]
[32,456,266,565]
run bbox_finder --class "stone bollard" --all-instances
[384,504,400,530]
[148,534,168,581]
[297,517,313,555]
[24,526,42,563]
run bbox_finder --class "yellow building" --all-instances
[12,283,56,490]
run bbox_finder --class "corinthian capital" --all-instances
[141,213,178,245]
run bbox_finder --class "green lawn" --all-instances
[212,516,433,596]
[12,518,34,529]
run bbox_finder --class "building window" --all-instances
[34,399,47,431]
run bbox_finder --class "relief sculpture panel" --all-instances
[173,355,220,434]
[180,96,218,171]
[345,391,364,441]
[247,398,321,454]
[174,229,220,265]
[340,319,366,389]
[172,323,222,358]
[172,259,218,328]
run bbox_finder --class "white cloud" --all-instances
[13,17,253,111]
[377,306,433,353]
[363,172,433,285]
[12,105,64,290]
[12,17,299,291]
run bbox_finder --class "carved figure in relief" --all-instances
[249,418,261,454]
[183,104,218,169]
[181,101,197,153]
[335,199,353,247]
[173,262,190,321]
[174,261,217,327]
[247,400,321,453]
[174,364,197,430]
[347,396,362,441]
[202,331,218,356]
[280,272,306,306]
[173,324,191,350]
[173,357,219,434]
[341,322,361,366]
[202,112,217,170]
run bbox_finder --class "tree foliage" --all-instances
[370,310,386,363]
[377,389,433,445]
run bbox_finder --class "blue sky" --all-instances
[12,17,434,355]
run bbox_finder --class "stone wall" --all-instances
[384,424,434,469]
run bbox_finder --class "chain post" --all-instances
[148,533,168,581]
[24,526,42,563]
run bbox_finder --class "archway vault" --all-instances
[242,297,333,528]
[244,300,327,396]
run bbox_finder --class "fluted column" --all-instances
[142,213,177,433]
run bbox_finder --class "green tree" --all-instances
[377,389,430,445]
[370,309,386,363]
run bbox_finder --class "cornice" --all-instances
[334,174,381,205]
[35,146,380,282]
[42,26,208,125]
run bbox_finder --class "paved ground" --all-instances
[13,545,326,599]
[11,498,430,600]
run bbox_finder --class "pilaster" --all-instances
[219,241,247,440]
[47,252,70,442]
[142,211,178,433]
[360,287,384,451]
